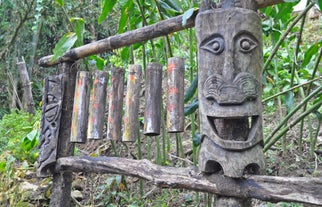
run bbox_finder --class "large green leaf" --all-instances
[98,0,117,24]
[302,41,322,68]
[70,17,84,46]
[118,0,134,33]
[51,32,77,61]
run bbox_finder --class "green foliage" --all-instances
[0,110,40,163]
[51,32,77,61]
[98,0,117,24]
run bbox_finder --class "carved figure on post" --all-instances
[196,2,265,178]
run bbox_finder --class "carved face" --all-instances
[196,8,263,150]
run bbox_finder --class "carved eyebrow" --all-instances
[200,34,224,47]
[234,30,258,43]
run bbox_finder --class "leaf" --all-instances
[98,0,117,24]
[184,75,198,103]
[318,0,322,10]
[121,46,130,63]
[89,55,107,70]
[302,41,322,68]
[51,32,77,61]
[313,111,322,121]
[70,17,85,46]
[284,91,294,113]
[118,0,134,33]
[192,133,201,147]
[55,0,64,7]
[182,8,194,27]
[184,99,198,116]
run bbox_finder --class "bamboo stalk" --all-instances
[144,63,163,136]
[70,71,91,143]
[123,65,142,142]
[87,70,108,140]
[106,67,125,141]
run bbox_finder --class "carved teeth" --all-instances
[207,116,258,142]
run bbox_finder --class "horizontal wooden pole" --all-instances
[38,0,284,67]
[56,156,322,205]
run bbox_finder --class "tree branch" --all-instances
[56,156,322,205]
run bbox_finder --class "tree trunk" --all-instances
[16,58,35,114]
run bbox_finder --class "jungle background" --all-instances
[0,0,321,206]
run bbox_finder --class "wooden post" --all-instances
[144,63,163,136]
[166,57,185,133]
[87,70,108,139]
[70,71,91,143]
[107,67,124,140]
[17,57,35,115]
[123,65,142,142]
[49,62,77,207]
[196,1,265,206]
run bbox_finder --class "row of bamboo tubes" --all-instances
[70,57,185,143]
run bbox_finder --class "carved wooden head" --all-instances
[196,7,265,177]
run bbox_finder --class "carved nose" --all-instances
[223,52,234,80]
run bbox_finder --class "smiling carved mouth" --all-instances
[207,116,259,142]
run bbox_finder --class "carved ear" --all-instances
[199,0,217,12]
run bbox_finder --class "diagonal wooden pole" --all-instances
[38,0,284,67]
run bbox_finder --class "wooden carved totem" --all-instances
[37,75,64,177]
[196,2,265,178]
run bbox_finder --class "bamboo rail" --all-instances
[38,0,284,67]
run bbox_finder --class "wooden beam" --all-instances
[56,156,322,205]
[38,0,284,67]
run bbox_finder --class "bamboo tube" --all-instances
[87,70,108,139]
[166,57,185,133]
[144,63,163,136]
[123,65,142,142]
[106,67,124,140]
[70,71,91,143]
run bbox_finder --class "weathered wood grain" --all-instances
[17,58,35,115]
[70,71,91,143]
[56,156,322,206]
[87,70,108,139]
[106,67,124,141]
[37,74,64,177]
[123,65,142,142]
[144,63,163,136]
[166,57,185,133]
[49,62,77,207]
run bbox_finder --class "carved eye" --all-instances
[239,37,257,53]
[201,36,225,55]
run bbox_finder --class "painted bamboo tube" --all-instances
[70,71,91,143]
[166,57,185,133]
[144,63,163,136]
[106,67,124,140]
[123,65,142,142]
[87,70,108,139]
